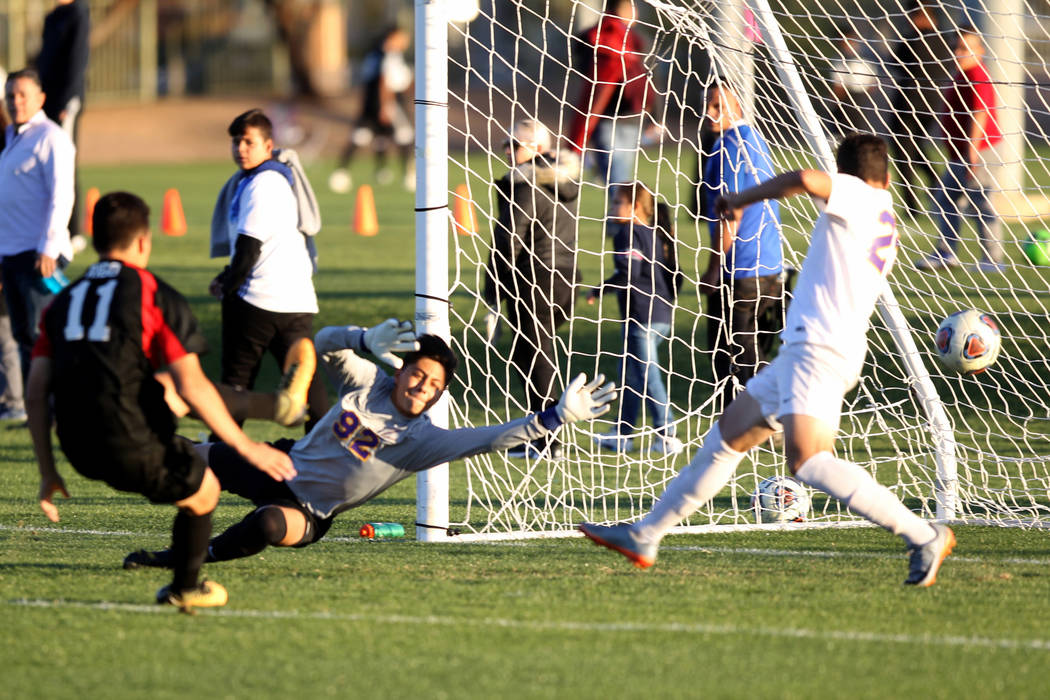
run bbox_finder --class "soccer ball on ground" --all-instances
[751,475,811,523]
[934,309,1001,375]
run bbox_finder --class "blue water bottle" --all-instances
[37,269,70,294]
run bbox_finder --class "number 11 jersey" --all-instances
[32,260,208,474]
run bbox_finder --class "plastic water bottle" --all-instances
[359,522,405,539]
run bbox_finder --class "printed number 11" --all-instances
[64,279,118,342]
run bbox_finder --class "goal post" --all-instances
[414,0,451,542]
[417,0,1050,540]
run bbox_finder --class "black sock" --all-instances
[208,507,289,563]
[170,511,212,591]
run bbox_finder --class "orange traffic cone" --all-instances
[354,185,379,237]
[161,188,187,236]
[83,187,100,236]
[452,184,478,236]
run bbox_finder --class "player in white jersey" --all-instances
[124,320,615,569]
[580,134,955,587]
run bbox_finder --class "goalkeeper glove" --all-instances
[362,319,419,369]
[555,373,617,424]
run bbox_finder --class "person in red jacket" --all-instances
[569,0,659,188]
[916,26,1003,272]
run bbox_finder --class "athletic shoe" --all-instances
[328,168,352,194]
[578,522,657,569]
[376,168,394,186]
[914,251,960,270]
[123,548,173,570]
[594,431,634,453]
[904,523,956,587]
[274,338,316,426]
[0,406,27,421]
[156,579,228,609]
[651,435,685,456]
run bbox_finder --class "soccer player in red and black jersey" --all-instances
[27,191,296,610]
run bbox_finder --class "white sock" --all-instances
[634,424,747,542]
[794,452,936,547]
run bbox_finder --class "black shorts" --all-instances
[66,435,207,505]
[207,439,333,546]
[220,294,315,390]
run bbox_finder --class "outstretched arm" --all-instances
[715,169,832,221]
[315,321,417,393]
[27,357,69,522]
[408,374,617,467]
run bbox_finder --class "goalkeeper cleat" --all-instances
[904,523,956,587]
[579,522,657,569]
[156,579,228,610]
[274,337,316,426]
[124,548,173,570]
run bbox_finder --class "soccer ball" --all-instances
[751,476,811,523]
[934,309,1001,375]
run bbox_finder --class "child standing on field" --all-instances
[589,182,684,456]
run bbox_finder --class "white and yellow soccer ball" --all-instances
[751,475,811,523]
[935,309,1002,375]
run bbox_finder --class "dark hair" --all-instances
[6,68,42,88]
[835,133,888,184]
[906,0,931,13]
[92,192,150,254]
[605,0,632,14]
[654,201,683,297]
[377,25,405,47]
[402,334,458,384]
[615,182,682,299]
[228,108,273,140]
[956,24,981,42]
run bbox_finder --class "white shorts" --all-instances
[744,342,864,433]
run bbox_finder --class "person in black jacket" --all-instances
[887,1,952,214]
[36,0,90,243]
[484,120,581,459]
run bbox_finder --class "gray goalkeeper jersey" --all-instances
[286,326,552,519]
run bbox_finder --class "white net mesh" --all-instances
[439,0,1050,538]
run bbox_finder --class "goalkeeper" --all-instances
[124,320,615,568]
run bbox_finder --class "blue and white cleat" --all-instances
[904,523,956,587]
[579,522,657,569]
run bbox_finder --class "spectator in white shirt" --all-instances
[209,108,327,431]
[0,68,75,378]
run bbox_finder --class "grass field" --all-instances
[2,156,1050,699]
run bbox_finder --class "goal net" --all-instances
[423,0,1050,539]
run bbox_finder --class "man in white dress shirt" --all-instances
[0,68,75,379]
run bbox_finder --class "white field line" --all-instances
[3,523,1048,566]
[7,597,1050,652]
